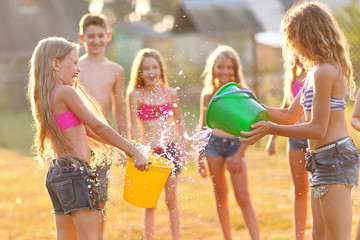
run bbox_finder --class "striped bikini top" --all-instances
[300,78,346,111]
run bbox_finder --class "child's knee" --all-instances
[235,193,251,206]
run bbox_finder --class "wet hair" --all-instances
[280,1,355,98]
[79,13,107,35]
[126,48,168,95]
[27,37,116,167]
[201,45,248,96]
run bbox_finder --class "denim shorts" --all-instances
[304,136,359,197]
[289,138,308,151]
[203,134,241,158]
[94,162,110,202]
[45,158,101,215]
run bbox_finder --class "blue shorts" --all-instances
[46,158,101,215]
[304,136,359,195]
[289,138,308,151]
[203,134,241,158]
[94,162,110,202]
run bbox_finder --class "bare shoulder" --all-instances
[202,92,213,106]
[104,58,124,75]
[164,86,180,102]
[55,85,79,102]
[78,57,88,70]
[129,88,142,99]
[57,85,76,94]
[314,63,340,84]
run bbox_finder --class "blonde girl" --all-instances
[27,37,148,240]
[266,58,309,240]
[240,2,359,239]
[198,45,260,240]
[126,48,187,240]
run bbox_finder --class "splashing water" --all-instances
[131,126,212,172]
[131,143,153,159]
[184,127,213,161]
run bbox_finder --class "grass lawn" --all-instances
[2,146,360,240]
[2,101,360,239]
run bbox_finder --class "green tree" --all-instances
[335,0,360,82]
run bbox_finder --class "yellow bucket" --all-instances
[123,154,172,208]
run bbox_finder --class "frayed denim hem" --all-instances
[53,206,102,215]
[310,181,357,198]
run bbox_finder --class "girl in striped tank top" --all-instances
[239,2,358,239]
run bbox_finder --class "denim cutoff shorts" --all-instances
[304,137,359,196]
[45,158,101,215]
[94,162,110,202]
[203,134,241,158]
[289,138,308,151]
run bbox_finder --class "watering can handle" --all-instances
[213,89,257,101]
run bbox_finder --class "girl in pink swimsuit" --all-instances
[266,59,309,240]
[27,37,149,240]
[126,48,188,240]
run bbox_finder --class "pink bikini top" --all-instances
[137,87,173,121]
[50,85,83,131]
[291,78,304,98]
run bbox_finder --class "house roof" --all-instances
[173,0,263,34]
[0,0,88,59]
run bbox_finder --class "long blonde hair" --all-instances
[201,45,248,96]
[27,37,115,167]
[126,48,168,95]
[280,1,355,98]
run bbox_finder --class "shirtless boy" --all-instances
[78,13,126,236]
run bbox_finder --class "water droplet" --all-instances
[15,197,22,204]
